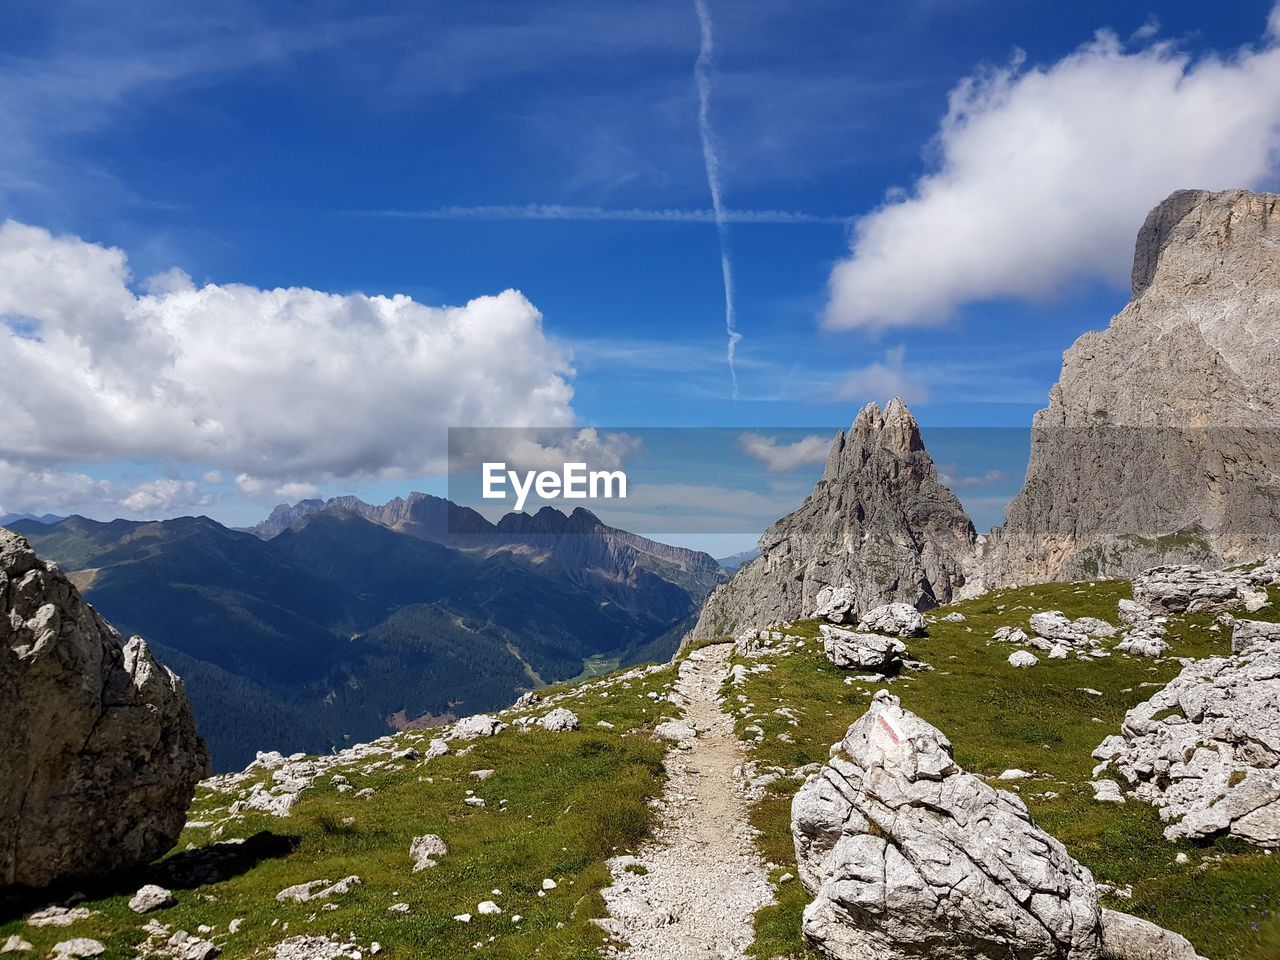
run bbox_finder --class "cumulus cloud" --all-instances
[0,221,576,502]
[936,466,1011,490]
[825,8,1280,330]
[739,433,831,472]
[837,347,929,405]
[0,461,211,518]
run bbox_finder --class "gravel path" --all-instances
[599,642,773,959]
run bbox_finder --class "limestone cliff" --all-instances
[979,189,1280,588]
[688,399,975,639]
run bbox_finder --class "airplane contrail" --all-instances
[350,204,847,225]
[694,0,741,400]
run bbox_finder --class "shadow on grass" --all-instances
[0,831,299,923]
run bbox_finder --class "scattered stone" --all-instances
[1008,650,1039,669]
[940,612,967,623]
[275,876,361,904]
[271,935,366,960]
[542,878,557,890]
[1091,780,1126,805]
[48,940,104,959]
[410,835,447,872]
[0,937,32,954]
[997,769,1032,781]
[129,884,177,914]
[819,624,906,673]
[653,719,697,744]
[25,907,94,928]
[1094,625,1280,846]
[477,900,502,915]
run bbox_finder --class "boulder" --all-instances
[1131,564,1255,614]
[792,692,1204,960]
[1029,611,1087,644]
[795,694,1098,957]
[813,585,858,624]
[1230,618,1280,654]
[1093,628,1280,846]
[410,834,447,871]
[129,884,176,914]
[449,714,506,741]
[0,530,209,890]
[858,603,927,638]
[535,708,580,732]
[1008,651,1039,669]
[819,625,905,673]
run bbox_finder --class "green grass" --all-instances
[0,665,680,959]
[732,580,1280,960]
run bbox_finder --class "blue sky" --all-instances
[2,0,1279,551]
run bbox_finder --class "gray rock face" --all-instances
[819,625,905,673]
[690,400,976,640]
[0,530,209,890]
[1093,619,1280,846]
[981,190,1280,589]
[792,692,1204,960]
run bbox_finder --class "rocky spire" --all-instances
[688,399,976,640]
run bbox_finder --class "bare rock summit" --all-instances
[689,399,975,640]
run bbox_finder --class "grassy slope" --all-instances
[0,667,679,960]
[735,579,1280,960]
[6,578,1280,959]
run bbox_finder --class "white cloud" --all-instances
[0,221,575,499]
[936,466,1011,490]
[0,461,210,518]
[837,346,930,405]
[739,433,831,472]
[825,8,1280,330]
[234,475,323,502]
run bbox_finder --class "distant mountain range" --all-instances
[0,512,62,526]
[715,548,760,572]
[7,493,723,771]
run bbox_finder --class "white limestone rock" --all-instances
[819,624,906,674]
[0,531,209,890]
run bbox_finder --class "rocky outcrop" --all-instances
[981,190,1280,589]
[792,692,1204,960]
[1092,617,1280,847]
[1130,561,1276,613]
[0,529,209,889]
[819,625,905,673]
[690,400,976,640]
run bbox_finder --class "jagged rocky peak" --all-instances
[688,398,976,641]
[979,188,1280,589]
